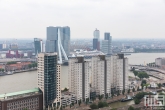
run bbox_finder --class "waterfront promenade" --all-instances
[63,89,153,110]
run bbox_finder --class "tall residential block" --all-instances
[101,32,112,54]
[37,53,61,109]
[93,29,100,50]
[111,54,128,91]
[91,55,111,96]
[68,51,111,99]
[34,38,44,55]
[68,57,90,101]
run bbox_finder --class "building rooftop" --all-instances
[69,50,105,58]
[0,88,40,100]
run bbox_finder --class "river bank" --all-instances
[0,68,37,76]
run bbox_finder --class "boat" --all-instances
[121,95,133,102]
[7,71,14,75]
[121,48,134,53]
[124,53,131,56]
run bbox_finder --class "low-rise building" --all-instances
[61,92,76,107]
[0,88,43,110]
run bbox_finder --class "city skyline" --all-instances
[0,0,165,39]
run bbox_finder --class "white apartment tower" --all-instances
[37,53,61,109]
[111,54,129,91]
[68,57,90,101]
[91,55,111,96]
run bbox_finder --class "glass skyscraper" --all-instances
[37,53,61,109]
[34,38,43,55]
[46,26,70,55]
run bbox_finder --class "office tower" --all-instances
[93,29,100,50]
[68,57,90,101]
[111,54,128,91]
[37,53,61,109]
[101,32,112,54]
[62,26,70,56]
[46,26,70,64]
[34,38,43,55]
[93,38,98,50]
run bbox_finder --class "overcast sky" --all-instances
[0,0,165,39]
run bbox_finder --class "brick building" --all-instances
[0,88,43,110]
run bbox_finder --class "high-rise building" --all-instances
[91,55,111,96]
[45,26,70,64]
[69,51,128,98]
[37,53,61,109]
[68,57,90,101]
[101,32,112,54]
[34,38,44,55]
[93,38,98,50]
[93,29,100,50]
[111,54,128,91]
[68,51,111,99]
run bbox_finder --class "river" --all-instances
[0,53,165,108]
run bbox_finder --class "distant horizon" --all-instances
[0,37,165,41]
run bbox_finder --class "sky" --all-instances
[0,0,165,39]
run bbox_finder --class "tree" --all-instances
[134,98,140,104]
[86,98,89,105]
[133,87,135,92]
[122,89,125,95]
[128,106,134,110]
[72,102,74,106]
[137,86,140,91]
[28,64,32,68]
[157,83,162,89]
[111,90,114,99]
[117,90,120,96]
[63,87,68,92]
[128,89,130,94]
[133,71,138,78]
[98,101,108,108]
[70,104,71,108]
[105,93,108,99]
[137,72,149,80]
[98,95,102,100]
[90,103,98,109]
[78,100,81,106]
[141,80,146,84]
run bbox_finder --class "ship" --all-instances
[121,48,134,53]
[121,95,133,102]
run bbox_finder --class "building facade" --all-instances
[101,32,112,54]
[111,54,129,91]
[68,57,90,101]
[91,55,111,96]
[155,58,165,66]
[37,53,61,109]
[0,88,43,110]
